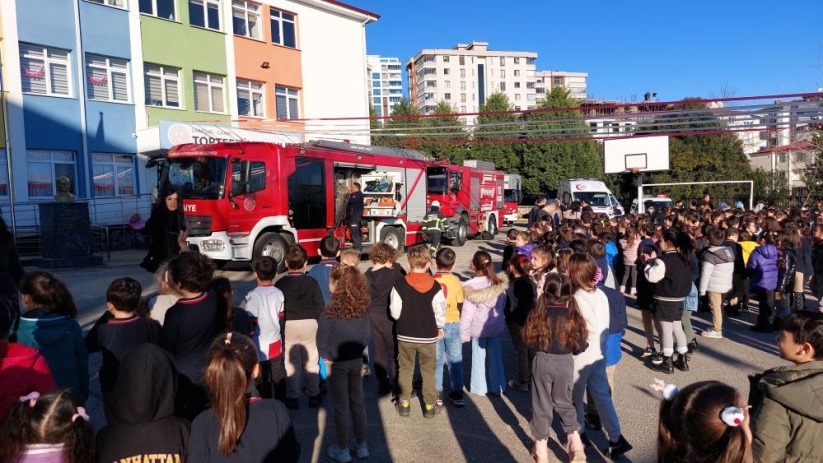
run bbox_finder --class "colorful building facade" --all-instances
[1,0,377,229]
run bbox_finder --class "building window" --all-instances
[499,57,506,66]
[232,0,260,39]
[426,80,436,88]
[144,64,180,108]
[92,153,135,197]
[26,150,77,198]
[459,81,466,91]
[460,94,466,103]
[514,94,521,101]
[526,81,535,89]
[514,70,520,77]
[237,79,264,117]
[86,54,130,102]
[19,43,71,97]
[87,0,127,7]
[189,0,221,30]
[554,77,563,86]
[443,55,449,62]
[194,71,225,113]
[444,93,451,100]
[500,82,506,91]
[460,105,466,113]
[275,85,299,119]
[500,70,505,79]
[514,82,521,89]
[139,0,176,19]
[514,57,520,64]
[443,68,450,75]
[444,81,451,88]
[459,69,465,78]
[270,8,296,48]
[459,56,465,66]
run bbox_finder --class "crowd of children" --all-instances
[1,199,823,462]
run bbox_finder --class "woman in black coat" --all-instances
[0,216,25,337]
[141,186,188,273]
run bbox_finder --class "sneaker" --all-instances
[436,391,443,407]
[650,352,664,365]
[308,394,323,408]
[640,346,657,358]
[327,445,352,463]
[448,391,466,407]
[284,398,299,410]
[507,379,529,392]
[395,399,410,417]
[619,285,626,293]
[701,328,723,339]
[423,403,442,418]
[608,435,633,459]
[354,442,369,459]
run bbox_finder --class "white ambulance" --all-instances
[556,179,624,218]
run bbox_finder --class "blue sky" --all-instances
[355,0,823,102]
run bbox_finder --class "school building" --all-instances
[0,0,377,230]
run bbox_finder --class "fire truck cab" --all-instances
[149,140,429,268]
[426,160,505,246]
[503,174,522,224]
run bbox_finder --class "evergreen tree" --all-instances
[416,101,469,163]
[371,98,424,149]
[519,87,601,197]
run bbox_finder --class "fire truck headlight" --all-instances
[200,239,226,253]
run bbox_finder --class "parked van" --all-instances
[556,179,624,218]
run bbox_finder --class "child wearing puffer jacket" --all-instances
[749,231,780,333]
[460,251,509,396]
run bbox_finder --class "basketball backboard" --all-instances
[604,136,670,174]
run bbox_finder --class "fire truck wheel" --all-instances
[380,226,403,252]
[453,219,468,247]
[253,232,289,273]
[482,215,498,240]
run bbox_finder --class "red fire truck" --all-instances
[503,174,522,225]
[148,140,434,267]
[425,160,505,246]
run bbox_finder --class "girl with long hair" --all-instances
[568,253,633,459]
[657,380,752,463]
[555,248,573,276]
[318,266,372,462]
[506,254,536,393]
[460,251,509,396]
[619,226,639,295]
[644,230,694,373]
[17,272,88,401]
[523,273,588,463]
[141,185,188,273]
[0,389,94,463]
[529,245,556,295]
[188,333,300,462]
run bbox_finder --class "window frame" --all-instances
[86,0,127,8]
[0,157,8,197]
[144,64,182,108]
[193,71,226,113]
[189,0,221,30]
[86,53,131,103]
[275,85,300,120]
[236,78,265,118]
[270,8,297,48]
[92,153,136,197]
[19,43,72,97]
[139,0,177,20]
[232,0,261,39]
[26,150,78,199]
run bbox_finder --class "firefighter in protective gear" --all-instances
[422,201,445,256]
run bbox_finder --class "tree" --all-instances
[468,93,523,174]
[518,87,602,197]
[370,98,424,149]
[416,101,470,163]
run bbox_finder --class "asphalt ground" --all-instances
[37,229,795,463]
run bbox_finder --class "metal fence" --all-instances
[4,194,153,260]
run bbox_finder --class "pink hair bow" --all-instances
[72,407,89,423]
[19,391,40,407]
[592,267,603,285]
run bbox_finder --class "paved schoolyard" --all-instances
[43,232,792,463]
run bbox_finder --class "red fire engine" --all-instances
[503,174,522,225]
[425,160,505,246]
[148,141,506,268]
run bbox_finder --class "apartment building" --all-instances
[0,0,377,229]
[535,70,587,102]
[367,55,403,117]
[406,41,537,119]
